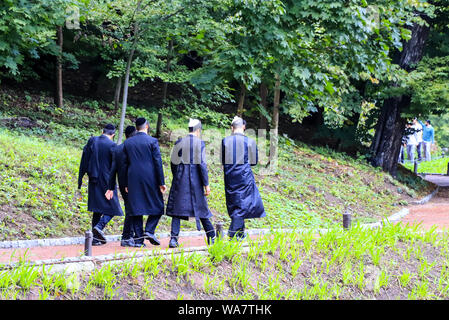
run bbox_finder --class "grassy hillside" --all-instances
[0,88,433,241]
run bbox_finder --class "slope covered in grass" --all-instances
[0,88,432,240]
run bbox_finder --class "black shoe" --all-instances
[92,240,105,246]
[236,232,247,241]
[133,243,146,248]
[143,232,160,246]
[207,237,215,246]
[120,238,135,247]
[169,237,179,248]
[93,226,107,244]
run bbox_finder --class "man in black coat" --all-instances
[78,124,123,245]
[106,126,137,247]
[122,118,167,247]
[166,119,215,248]
[221,116,266,240]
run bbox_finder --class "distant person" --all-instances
[105,126,137,247]
[221,116,266,240]
[122,118,167,247]
[412,118,423,161]
[78,124,123,246]
[166,119,215,248]
[398,134,407,164]
[406,122,418,162]
[420,119,435,161]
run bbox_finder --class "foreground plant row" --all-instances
[1,223,449,300]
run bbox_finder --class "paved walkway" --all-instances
[423,174,449,187]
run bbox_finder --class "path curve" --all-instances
[400,180,449,230]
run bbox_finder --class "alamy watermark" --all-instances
[169,129,279,176]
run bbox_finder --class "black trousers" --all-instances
[228,216,245,238]
[92,212,113,231]
[122,214,135,240]
[417,142,423,161]
[132,215,162,244]
[170,217,216,240]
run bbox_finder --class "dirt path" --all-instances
[400,175,449,230]
[0,233,262,264]
[0,235,211,264]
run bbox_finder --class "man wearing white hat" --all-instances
[221,116,266,240]
[166,118,216,248]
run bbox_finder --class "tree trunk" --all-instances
[370,21,430,175]
[56,26,63,108]
[113,76,122,112]
[117,0,142,144]
[270,74,281,163]
[272,74,280,134]
[236,83,246,116]
[259,83,268,130]
[156,39,173,138]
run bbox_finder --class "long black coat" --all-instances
[78,135,123,216]
[123,132,165,216]
[166,135,212,224]
[108,143,131,215]
[221,133,266,220]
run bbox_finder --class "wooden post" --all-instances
[343,211,351,230]
[215,222,224,239]
[84,230,93,256]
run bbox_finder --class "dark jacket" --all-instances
[166,135,212,227]
[78,135,123,216]
[221,133,266,220]
[123,132,165,216]
[108,143,131,215]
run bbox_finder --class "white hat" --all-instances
[188,118,202,131]
[231,116,244,127]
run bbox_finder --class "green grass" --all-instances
[0,88,432,240]
[1,223,449,300]
[403,157,449,174]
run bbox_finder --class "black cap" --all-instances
[104,123,115,131]
[125,125,136,138]
[136,117,147,127]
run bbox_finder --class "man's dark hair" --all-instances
[103,123,116,136]
[125,126,137,139]
[135,117,148,131]
[426,120,431,125]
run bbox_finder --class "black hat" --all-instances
[104,123,115,131]
[125,125,136,138]
[136,117,147,127]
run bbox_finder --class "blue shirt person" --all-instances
[419,119,435,161]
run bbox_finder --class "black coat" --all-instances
[78,135,123,216]
[166,135,212,225]
[221,133,266,220]
[108,143,131,215]
[123,132,165,216]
